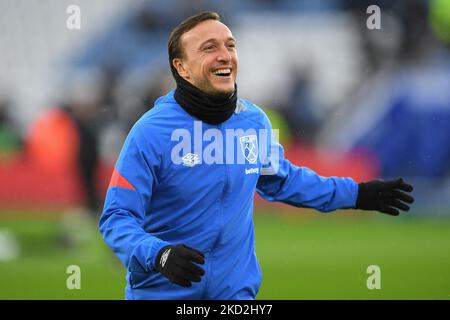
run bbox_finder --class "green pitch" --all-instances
[0,208,449,299]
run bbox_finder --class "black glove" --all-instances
[356,178,414,216]
[155,244,205,287]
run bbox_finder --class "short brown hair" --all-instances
[168,11,221,78]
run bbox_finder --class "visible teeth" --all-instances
[213,68,231,75]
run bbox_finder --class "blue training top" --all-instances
[99,90,358,300]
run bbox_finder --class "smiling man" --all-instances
[171,17,237,97]
[99,11,414,300]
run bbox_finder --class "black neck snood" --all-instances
[174,73,237,125]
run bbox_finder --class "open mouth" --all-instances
[212,68,232,77]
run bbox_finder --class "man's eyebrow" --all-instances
[198,37,236,48]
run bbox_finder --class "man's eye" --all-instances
[228,43,236,48]
[204,45,215,51]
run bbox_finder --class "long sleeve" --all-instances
[99,122,170,273]
[256,114,358,213]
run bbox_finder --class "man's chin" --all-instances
[207,85,236,98]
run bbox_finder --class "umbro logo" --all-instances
[182,153,200,167]
[160,248,171,268]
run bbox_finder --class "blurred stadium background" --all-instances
[0,0,449,299]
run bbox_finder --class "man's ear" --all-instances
[172,58,189,79]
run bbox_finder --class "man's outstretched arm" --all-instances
[257,149,414,214]
[257,157,359,212]
[256,113,414,214]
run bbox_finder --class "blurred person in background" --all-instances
[0,97,22,159]
[26,84,101,247]
[27,99,100,215]
[99,11,415,300]
[62,101,100,215]
[115,69,175,133]
[280,69,321,144]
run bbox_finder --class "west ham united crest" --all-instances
[240,135,258,164]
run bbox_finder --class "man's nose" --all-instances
[216,45,232,62]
